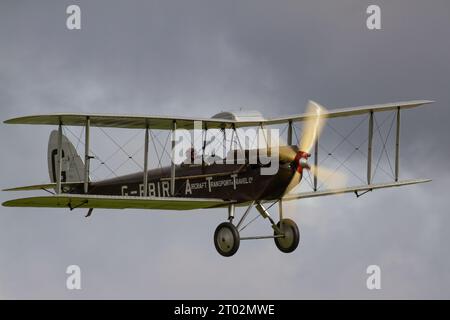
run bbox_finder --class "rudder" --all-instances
[47,130,85,183]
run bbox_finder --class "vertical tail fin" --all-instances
[47,130,85,183]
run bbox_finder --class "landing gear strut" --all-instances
[213,200,300,257]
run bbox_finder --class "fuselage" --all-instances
[76,162,297,203]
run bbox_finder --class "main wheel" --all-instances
[274,218,300,253]
[214,222,240,257]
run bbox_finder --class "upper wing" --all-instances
[2,194,234,210]
[4,100,433,129]
[266,100,434,125]
[282,179,431,201]
[4,113,234,130]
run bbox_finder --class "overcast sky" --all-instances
[0,0,449,299]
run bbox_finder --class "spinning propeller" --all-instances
[279,101,347,195]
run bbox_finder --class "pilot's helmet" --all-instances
[185,147,197,163]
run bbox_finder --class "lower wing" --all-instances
[2,194,233,210]
[282,179,431,201]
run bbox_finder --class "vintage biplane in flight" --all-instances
[2,100,433,256]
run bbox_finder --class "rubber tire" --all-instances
[214,222,240,257]
[274,218,300,253]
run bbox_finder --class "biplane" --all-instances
[2,100,433,257]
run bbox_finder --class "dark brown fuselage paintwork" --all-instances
[73,163,297,203]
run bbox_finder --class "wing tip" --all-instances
[418,100,435,105]
[2,200,14,207]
